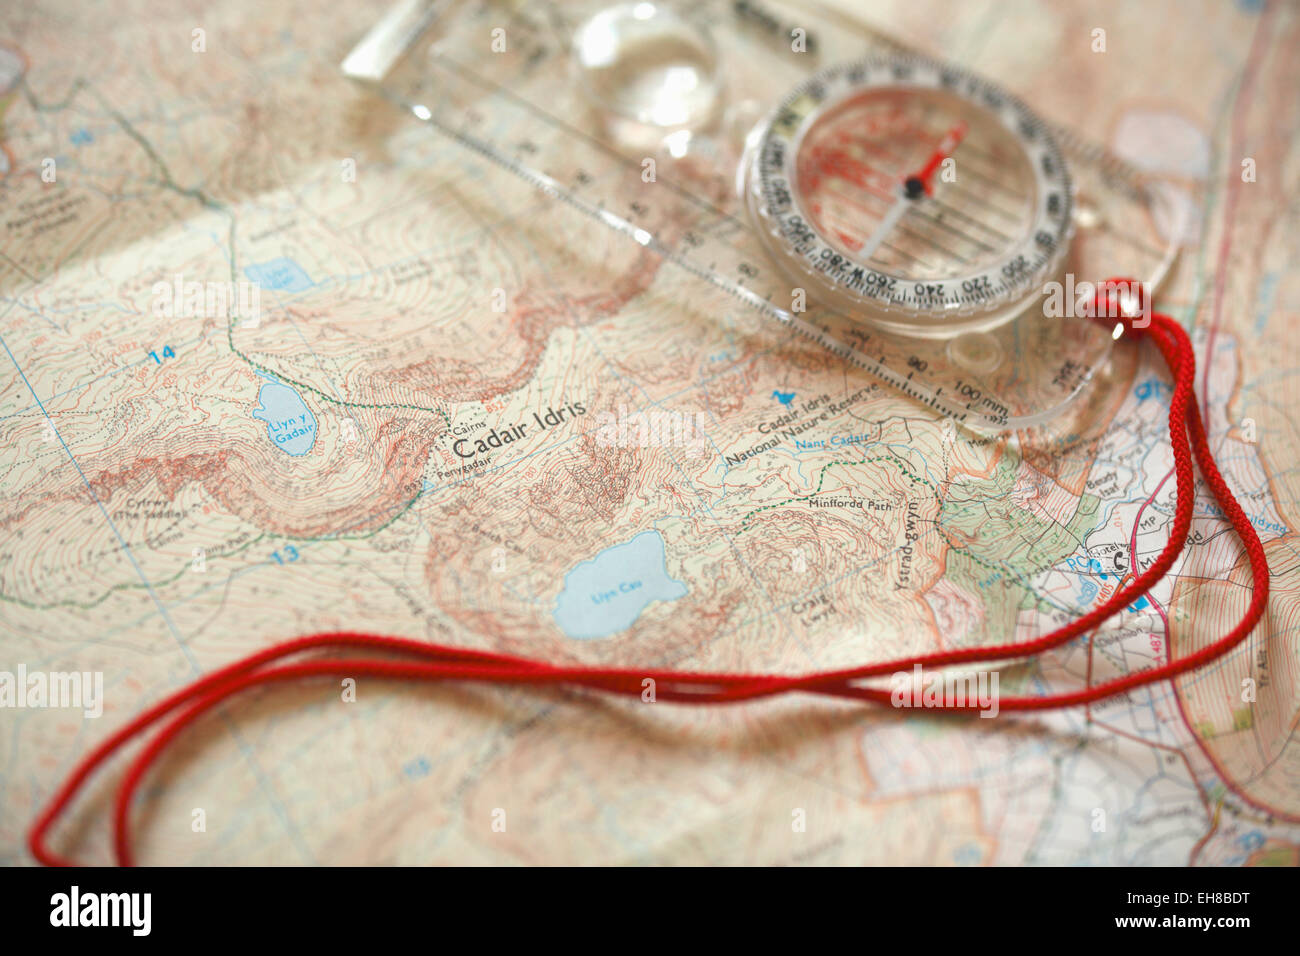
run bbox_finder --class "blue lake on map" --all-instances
[243,257,313,293]
[252,378,317,456]
[554,530,688,639]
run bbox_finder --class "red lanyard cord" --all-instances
[29,281,1270,866]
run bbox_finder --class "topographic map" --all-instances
[1,0,1298,865]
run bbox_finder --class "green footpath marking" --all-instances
[738,456,931,533]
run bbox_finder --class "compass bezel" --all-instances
[744,54,1074,336]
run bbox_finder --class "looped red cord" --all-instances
[28,279,1271,866]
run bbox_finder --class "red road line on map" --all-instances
[1201,2,1273,420]
[1173,0,1300,826]
[1084,465,1212,826]
[1091,716,1212,812]
[1132,467,1175,638]
[1189,800,1223,866]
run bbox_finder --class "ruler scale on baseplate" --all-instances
[343,0,1188,432]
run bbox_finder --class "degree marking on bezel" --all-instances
[750,53,1073,324]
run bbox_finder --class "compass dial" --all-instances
[744,55,1073,336]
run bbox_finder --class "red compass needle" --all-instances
[854,121,971,261]
[904,120,968,197]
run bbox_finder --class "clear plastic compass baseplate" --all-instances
[343,0,1190,432]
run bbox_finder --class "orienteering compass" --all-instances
[743,54,1074,337]
[345,0,1184,428]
